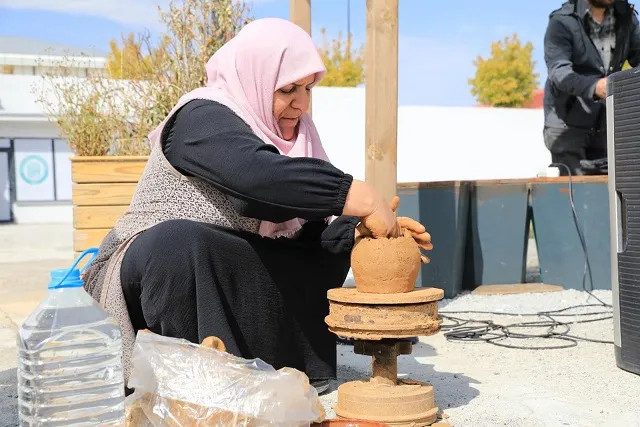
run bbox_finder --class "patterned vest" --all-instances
[83,146,261,380]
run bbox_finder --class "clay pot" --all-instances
[351,228,421,294]
[201,336,226,352]
[314,420,389,427]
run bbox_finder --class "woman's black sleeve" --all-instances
[162,99,353,223]
[297,216,361,254]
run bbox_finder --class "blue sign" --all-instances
[19,155,49,185]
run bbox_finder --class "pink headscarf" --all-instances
[148,18,330,238]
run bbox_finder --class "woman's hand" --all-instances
[359,198,402,238]
[344,180,401,238]
[343,181,431,246]
[388,196,433,264]
[353,196,432,262]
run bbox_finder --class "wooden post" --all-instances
[289,0,311,35]
[365,0,398,202]
[289,0,313,116]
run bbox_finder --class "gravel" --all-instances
[320,289,640,427]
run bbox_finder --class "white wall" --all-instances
[0,65,82,76]
[312,88,367,180]
[312,87,550,182]
[0,121,61,139]
[2,86,551,224]
[0,120,71,224]
[12,203,72,224]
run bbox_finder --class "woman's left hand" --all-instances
[388,196,433,263]
[355,196,433,263]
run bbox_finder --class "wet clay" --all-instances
[352,228,421,294]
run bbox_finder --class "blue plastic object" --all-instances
[397,181,470,299]
[531,177,611,290]
[47,248,99,290]
[464,180,530,287]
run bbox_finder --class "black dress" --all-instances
[120,99,359,382]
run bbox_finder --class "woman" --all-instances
[83,18,432,393]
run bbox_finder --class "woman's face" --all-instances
[273,74,315,140]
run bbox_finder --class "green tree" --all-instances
[317,28,365,87]
[623,60,632,70]
[469,34,539,108]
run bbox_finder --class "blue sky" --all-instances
[1,0,632,106]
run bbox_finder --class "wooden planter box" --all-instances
[71,156,148,257]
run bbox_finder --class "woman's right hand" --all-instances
[358,198,401,238]
[343,179,401,238]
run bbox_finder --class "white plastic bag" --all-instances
[125,330,326,426]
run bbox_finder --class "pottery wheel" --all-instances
[327,287,443,304]
[334,380,438,426]
[325,287,443,340]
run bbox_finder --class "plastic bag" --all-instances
[125,330,326,426]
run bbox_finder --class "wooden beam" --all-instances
[289,0,311,35]
[71,156,148,184]
[73,205,128,229]
[289,0,313,116]
[72,183,137,206]
[74,228,111,252]
[365,0,398,202]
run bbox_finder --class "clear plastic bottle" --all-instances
[17,248,125,426]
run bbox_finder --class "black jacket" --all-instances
[543,0,640,130]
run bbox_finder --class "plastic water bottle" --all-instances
[17,248,125,426]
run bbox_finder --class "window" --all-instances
[11,139,72,202]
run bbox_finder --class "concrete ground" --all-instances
[2,224,638,426]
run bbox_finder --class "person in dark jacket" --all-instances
[543,0,640,175]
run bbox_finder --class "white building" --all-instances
[0,37,550,225]
[0,36,106,77]
[0,37,107,223]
